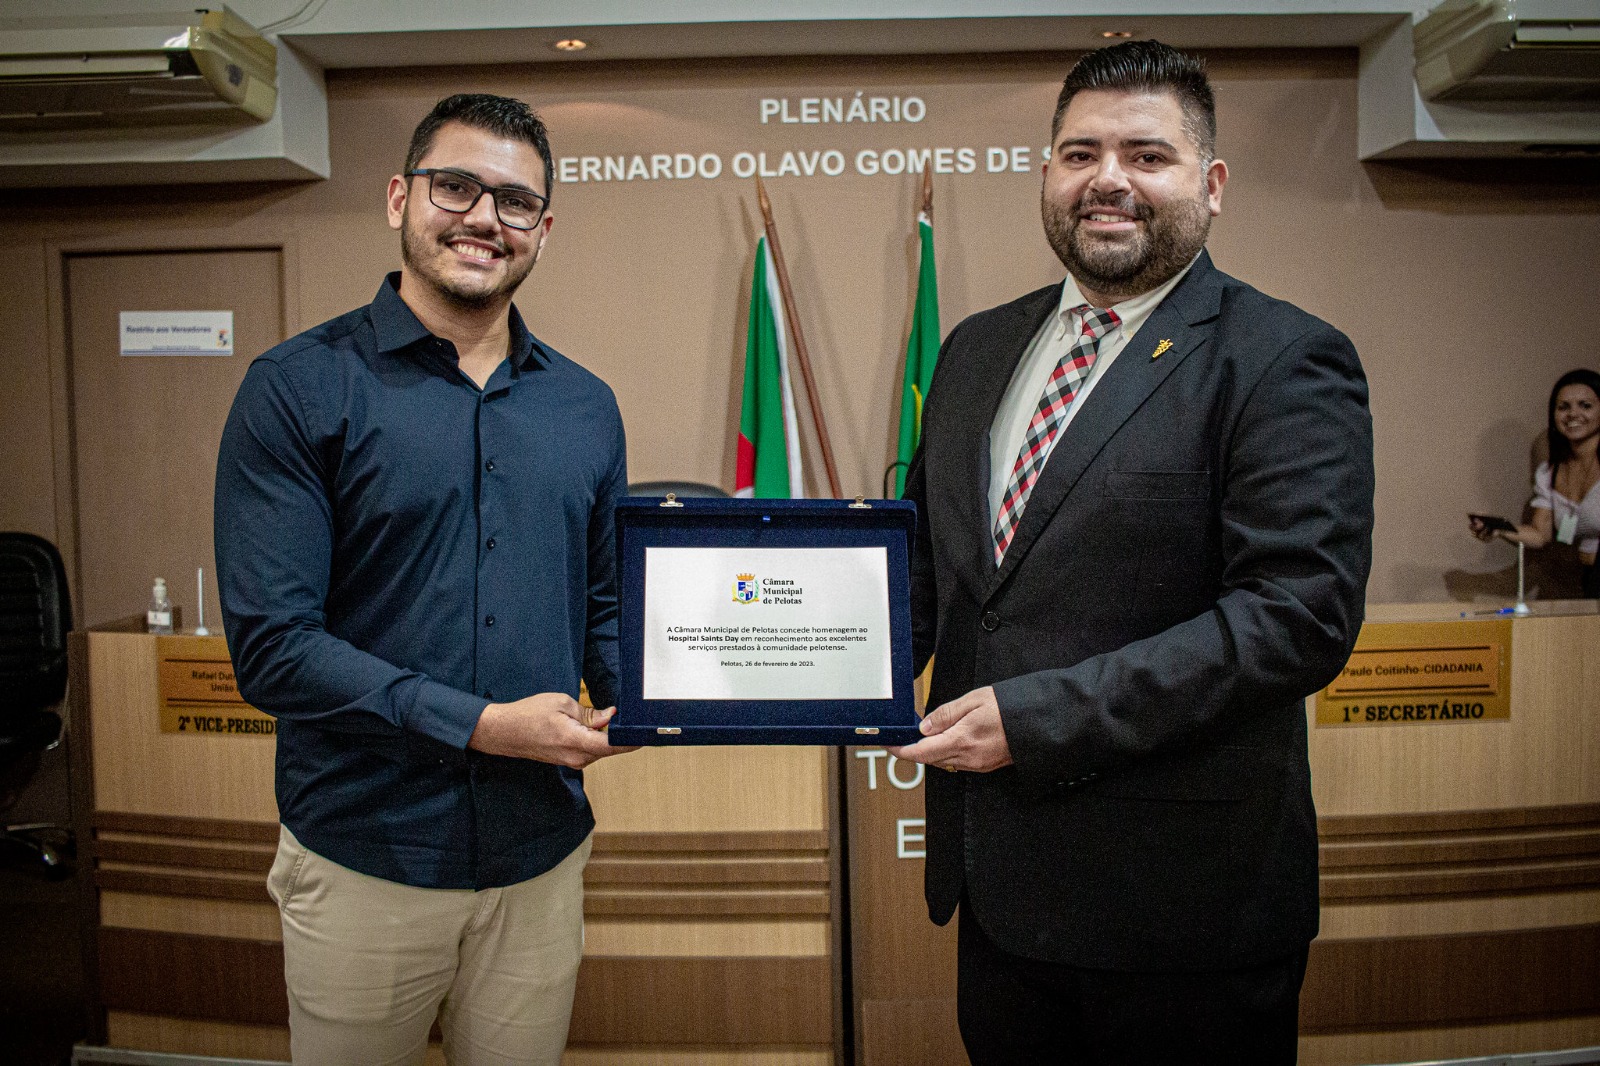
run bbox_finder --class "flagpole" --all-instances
[892,166,940,499]
[755,176,843,500]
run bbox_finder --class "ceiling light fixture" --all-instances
[1100,30,1133,38]
[552,38,588,52]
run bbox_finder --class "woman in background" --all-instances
[1471,368,1600,597]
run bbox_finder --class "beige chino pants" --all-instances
[267,825,590,1066]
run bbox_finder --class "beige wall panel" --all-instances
[1320,890,1600,940]
[1309,609,1600,816]
[2,52,1592,609]
[103,1021,848,1066]
[106,1012,289,1060]
[1300,1015,1600,1066]
[1320,889,1600,940]
[584,918,829,957]
[100,890,282,941]
[440,1044,833,1064]
[88,631,278,821]
[315,51,1600,604]
[562,1049,832,1065]
[585,746,828,833]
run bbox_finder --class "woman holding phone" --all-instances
[1470,368,1600,597]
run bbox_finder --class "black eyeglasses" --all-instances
[405,168,549,230]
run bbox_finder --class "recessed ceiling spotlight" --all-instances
[552,38,588,52]
[1100,30,1133,38]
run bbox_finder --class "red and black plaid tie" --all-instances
[992,304,1121,564]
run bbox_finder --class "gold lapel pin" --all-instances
[1151,339,1173,360]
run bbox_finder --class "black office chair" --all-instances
[0,532,73,877]
[627,480,730,499]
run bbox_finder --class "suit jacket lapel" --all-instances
[985,253,1225,595]
[949,284,1061,575]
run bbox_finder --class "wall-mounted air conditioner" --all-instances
[0,6,276,129]
[1415,0,1600,102]
[1359,0,1600,159]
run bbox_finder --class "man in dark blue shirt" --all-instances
[215,93,634,1065]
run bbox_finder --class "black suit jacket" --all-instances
[904,251,1374,972]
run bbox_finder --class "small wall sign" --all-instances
[120,311,234,355]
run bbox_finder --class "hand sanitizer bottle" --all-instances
[147,577,173,634]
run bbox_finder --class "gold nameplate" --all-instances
[156,634,276,737]
[1315,619,1512,727]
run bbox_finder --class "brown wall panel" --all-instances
[97,924,1600,1049]
[595,830,829,853]
[586,857,830,885]
[98,932,834,1044]
[95,839,276,874]
[1301,925,1600,1031]
[569,956,833,1044]
[860,997,966,1066]
[1321,859,1600,902]
[94,870,270,904]
[0,239,57,540]
[1320,804,1600,838]
[582,887,830,917]
[99,928,289,1026]
[94,811,279,843]
[1321,829,1600,868]
[1318,803,1600,901]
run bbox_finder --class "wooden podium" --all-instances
[1302,601,1600,1064]
[844,602,1600,1066]
[67,602,1600,1064]
[69,619,841,1064]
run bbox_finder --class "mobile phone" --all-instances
[1468,513,1516,534]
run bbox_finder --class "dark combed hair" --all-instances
[1547,367,1600,475]
[1052,40,1216,161]
[404,93,555,202]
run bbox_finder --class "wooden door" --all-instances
[64,248,284,629]
[847,744,966,1066]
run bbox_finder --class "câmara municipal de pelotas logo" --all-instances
[733,573,759,604]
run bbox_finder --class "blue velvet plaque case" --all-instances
[612,497,920,745]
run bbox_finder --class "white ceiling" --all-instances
[28,1,1435,67]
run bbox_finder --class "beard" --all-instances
[399,209,534,310]
[1043,185,1212,303]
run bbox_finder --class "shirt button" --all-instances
[484,459,495,472]
[485,615,496,627]
[486,537,496,550]
[981,611,1000,632]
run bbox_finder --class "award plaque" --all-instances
[611,496,919,745]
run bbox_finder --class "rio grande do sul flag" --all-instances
[735,235,805,498]
[894,211,939,498]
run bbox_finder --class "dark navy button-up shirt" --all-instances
[215,274,626,890]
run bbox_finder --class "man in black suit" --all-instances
[887,41,1374,1064]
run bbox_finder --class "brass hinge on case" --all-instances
[849,495,872,509]
[855,727,880,735]
[660,493,685,508]
[657,727,682,735]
